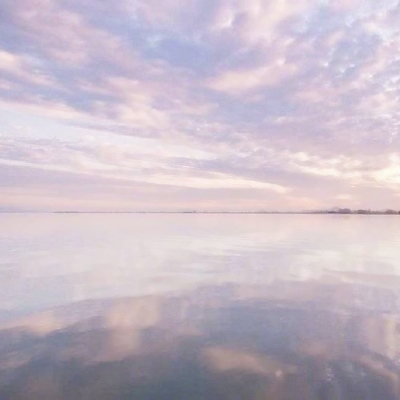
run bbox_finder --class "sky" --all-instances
[0,0,400,211]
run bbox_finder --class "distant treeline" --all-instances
[317,208,400,215]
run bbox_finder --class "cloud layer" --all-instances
[1,0,399,210]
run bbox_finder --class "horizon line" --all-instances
[1,209,399,215]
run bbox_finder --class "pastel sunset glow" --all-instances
[1,0,399,211]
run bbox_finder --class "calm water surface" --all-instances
[1,214,400,399]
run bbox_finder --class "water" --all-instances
[1,214,400,399]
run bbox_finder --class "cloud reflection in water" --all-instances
[0,279,399,400]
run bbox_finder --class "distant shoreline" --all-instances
[1,211,399,215]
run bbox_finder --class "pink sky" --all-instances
[0,0,399,211]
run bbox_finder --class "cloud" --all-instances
[207,60,298,94]
[1,0,400,209]
[0,134,289,202]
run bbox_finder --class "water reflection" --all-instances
[2,214,400,315]
[2,214,400,398]
[1,279,400,399]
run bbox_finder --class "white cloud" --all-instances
[1,0,400,209]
